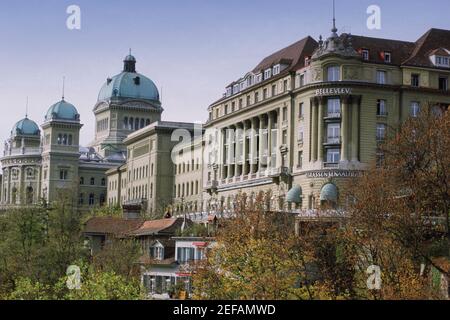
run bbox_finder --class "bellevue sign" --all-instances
[315,88,352,96]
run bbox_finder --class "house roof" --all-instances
[402,28,450,67]
[130,218,185,236]
[251,36,318,73]
[84,217,144,236]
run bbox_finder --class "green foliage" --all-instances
[176,223,210,237]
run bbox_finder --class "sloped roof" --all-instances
[252,36,318,73]
[130,218,185,236]
[402,28,450,67]
[348,34,415,65]
[84,217,144,236]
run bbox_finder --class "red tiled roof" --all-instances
[84,217,144,236]
[130,218,184,236]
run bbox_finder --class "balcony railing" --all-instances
[325,112,341,119]
[324,162,339,168]
[324,136,341,144]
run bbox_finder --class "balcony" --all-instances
[324,112,341,119]
[324,162,339,168]
[323,136,341,145]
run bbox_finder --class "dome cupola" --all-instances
[97,53,160,102]
[45,99,80,121]
[11,117,40,137]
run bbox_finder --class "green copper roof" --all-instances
[98,54,159,102]
[11,117,40,136]
[45,99,79,121]
[98,71,160,102]
[286,185,302,203]
[320,183,338,202]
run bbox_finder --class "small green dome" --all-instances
[45,99,79,121]
[11,117,40,136]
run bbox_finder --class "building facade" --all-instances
[202,25,450,214]
[0,54,163,210]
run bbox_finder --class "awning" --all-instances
[286,185,302,204]
[320,183,338,202]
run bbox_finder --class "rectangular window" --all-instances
[283,79,288,92]
[299,73,305,87]
[273,65,280,75]
[246,95,251,106]
[298,127,304,142]
[327,123,341,143]
[298,103,304,119]
[231,101,235,112]
[254,92,259,103]
[362,49,369,61]
[327,66,340,82]
[271,84,277,96]
[439,77,448,91]
[376,71,387,84]
[327,98,341,117]
[377,99,387,116]
[282,107,287,122]
[384,51,391,63]
[376,123,387,142]
[282,130,287,145]
[224,105,228,115]
[297,151,303,168]
[411,74,420,87]
[410,101,420,117]
[238,99,243,108]
[59,169,68,180]
[326,149,340,163]
[264,69,272,80]
[263,88,267,99]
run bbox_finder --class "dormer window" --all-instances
[233,84,240,94]
[273,64,281,76]
[255,73,262,84]
[361,49,370,61]
[383,51,391,63]
[150,242,164,261]
[226,87,232,97]
[305,57,311,66]
[436,56,450,67]
[264,69,272,80]
[133,76,140,85]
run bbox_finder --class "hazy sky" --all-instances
[0,0,449,145]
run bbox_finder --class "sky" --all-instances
[0,0,449,145]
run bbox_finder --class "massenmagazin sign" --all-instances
[306,170,363,178]
[315,88,352,96]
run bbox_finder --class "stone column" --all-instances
[311,99,318,162]
[267,112,273,169]
[242,121,248,176]
[220,128,226,180]
[341,96,350,162]
[250,118,258,174]
[258,115,265,173]
[227,126,234,179]
[317,98,325,162]
[351,96,361,162]
[235,123,242,177]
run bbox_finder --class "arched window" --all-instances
[124,117,128,129]
[129,117,134,130]
[90,177,95,185]
[146,119,151,126]
[68,134,73,146]
[79,193,84,205]
[57,134,62,145]
[327,65,340,82]
[191,182,194,196]
[63,134,68,145]
[89,193,95,206]
[80,177,84,185]
[186,183,190,196]
[140,118,145,128]
[101,178,106,186]
[99,194,106,206]
[134,118,139,130]
[26,187,33,204]
[195,181,199,194]
[11,187,17,204]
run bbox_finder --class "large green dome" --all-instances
[97,54,160,102]
[11,117,40,136]
[45,99,80,121]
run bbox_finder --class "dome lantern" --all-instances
[123,49,137,73]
